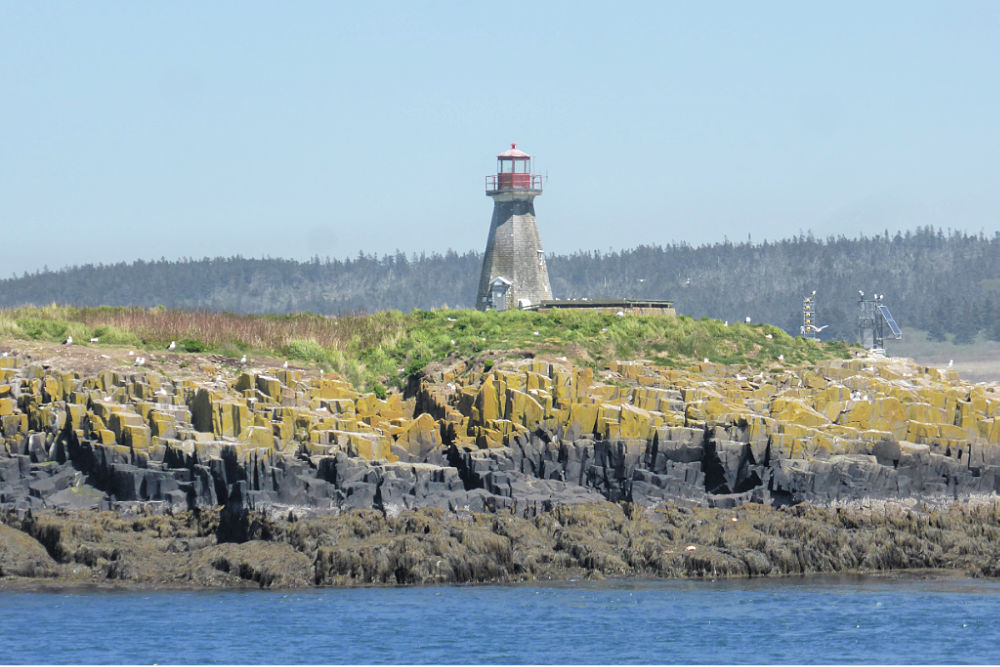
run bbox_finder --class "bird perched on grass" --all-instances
[240,354,247,364]
[167,341,176,351]
[62,336,73,346]
[89,337,99,343]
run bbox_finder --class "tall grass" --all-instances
[0,305,852,390]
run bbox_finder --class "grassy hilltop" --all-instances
[0,305,853,393]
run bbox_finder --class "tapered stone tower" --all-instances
[476,144,552,311]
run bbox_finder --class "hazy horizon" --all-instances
[3,1,998,277]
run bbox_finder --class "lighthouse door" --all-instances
[489,278,512,312]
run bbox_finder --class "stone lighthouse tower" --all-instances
[476,144,553,311]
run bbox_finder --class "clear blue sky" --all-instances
[2,1,998,276]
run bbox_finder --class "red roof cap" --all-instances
[498,142,530,159]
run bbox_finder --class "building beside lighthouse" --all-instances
[476,144,553,311]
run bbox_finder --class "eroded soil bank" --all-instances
[3,498,1000,590]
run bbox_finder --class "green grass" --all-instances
[0,305,853,391]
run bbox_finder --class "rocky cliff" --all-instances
[1,341,998,517]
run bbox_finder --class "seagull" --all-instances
[282,360,289,369]
[814,325,830,332]
[134,357,145,367]
[948,360,954,368]
[239,354,247,364]
[765,333,773,340]
[703,358,709,363]
[724,321,728,327]
[450,339,456,345]
[858,290,864,297]
[62,336,73,346]
[1,352,7,358]
[446,317,457,322]
[532,331,540,336]
[745,317,751,324]
[616,311,625,317]
[89,337,99,343]
[167,341,176,351]
[778,354,785,362]
[128,350,134,356]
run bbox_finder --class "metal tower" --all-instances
[858,291,902,350]
[801,291,817,340]
[476,144,552,311]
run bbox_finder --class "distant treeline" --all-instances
[3,227,998,344]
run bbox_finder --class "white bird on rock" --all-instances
[239,354,247,364]
[134,357,145,366]
[282,360,289,369]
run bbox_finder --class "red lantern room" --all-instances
[485,143,542,195]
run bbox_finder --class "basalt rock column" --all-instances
[476,144,552,311]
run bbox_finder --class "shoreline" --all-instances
[0,566,984,595]
[5,498,1000,592]
[0,571,983,595]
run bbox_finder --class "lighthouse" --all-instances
[476,144,553,311]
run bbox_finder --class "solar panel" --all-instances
[878,305,902,338]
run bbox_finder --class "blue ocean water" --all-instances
[2,575,999,664]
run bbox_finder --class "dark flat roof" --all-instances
[537,298,674,309]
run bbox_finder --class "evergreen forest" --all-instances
[2,227,997,345]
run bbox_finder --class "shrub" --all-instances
[283,339,328,363]
[92,325,142,346]
[177,338,207,353]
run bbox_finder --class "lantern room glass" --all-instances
[498,158,531,174]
